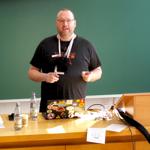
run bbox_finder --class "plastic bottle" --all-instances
[30,92,38,120]
[14,102,22,130]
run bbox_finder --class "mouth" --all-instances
[62,25,69,29]
[63,28,69,31]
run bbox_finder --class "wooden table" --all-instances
[0,114,149,150]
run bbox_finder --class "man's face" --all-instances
[56,10,76,38]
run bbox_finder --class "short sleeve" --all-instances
[88,43,102,71]
[30,43,44,69]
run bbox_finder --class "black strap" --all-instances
[117,108,150,143]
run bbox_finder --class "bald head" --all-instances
[56,9,75,20]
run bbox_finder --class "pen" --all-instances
[54,66,64,75]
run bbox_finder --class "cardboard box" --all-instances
[116,93,150,126]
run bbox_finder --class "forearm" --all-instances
[89,66,102,82]
[28,67,47,82]
[81,66,102,82]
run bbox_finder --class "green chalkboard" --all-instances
[0,0,150,99]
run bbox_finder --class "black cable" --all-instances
[127,125,135,150]
[117,108,150,143]
[87,103,105,110]
[114,109,135,150]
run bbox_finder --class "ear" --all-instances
[74,19,77,28]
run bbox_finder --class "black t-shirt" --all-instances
[30,35,101,112]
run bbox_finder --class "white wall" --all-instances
[0,94,121,114]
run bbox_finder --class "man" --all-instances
[28,9,102,112]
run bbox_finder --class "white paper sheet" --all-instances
[87,128,106,144]
[106,124,127,132]
[0,115,4,128]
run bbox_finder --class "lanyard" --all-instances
[57,34,76,58]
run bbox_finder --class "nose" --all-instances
[63,21,68,25]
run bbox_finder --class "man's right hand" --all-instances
[45,73,59,83]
